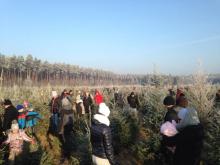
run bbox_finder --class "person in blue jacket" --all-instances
[16,105,27,129]
[24,102,42,135]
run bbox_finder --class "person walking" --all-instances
[127,92,140,115]
[59,89,74,142]
[49,91,61,134]
[83,91,93,126]
[91,103,115,165]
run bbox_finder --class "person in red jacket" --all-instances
[94,90,103,105]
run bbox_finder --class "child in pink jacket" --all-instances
[3,121,34,165]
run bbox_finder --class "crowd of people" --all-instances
[0,87,219,165]
[0,99,41,165]
[161,88,204,165]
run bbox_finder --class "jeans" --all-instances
[52,113,59,131]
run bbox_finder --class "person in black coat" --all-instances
[83,91,93,127]
[163,96,179,123]
[91,103,115,165]
[2,99,18,134]
[83,91,93,114]
[174,124,204,165]
[161,96,179,165]
[127,92,140,109]
[174,96,204,165]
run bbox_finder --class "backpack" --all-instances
[61,97,72,110]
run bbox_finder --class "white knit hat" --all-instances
[52,91,58,98]
[98,103,110,117]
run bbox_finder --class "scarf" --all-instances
[94,114,110,126]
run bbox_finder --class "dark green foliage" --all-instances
[202,109,220,165]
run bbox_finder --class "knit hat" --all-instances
[16,104,24,112]
[98,103,110,117]
[3,99,12,106]
[163,96,175,106]
[52,91,58,98]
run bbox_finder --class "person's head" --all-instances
[63,89,68,94]
[11,121,19,133]
[3,99,12,108]
[177,86,184,91]
[98,103,110,117]
[131,92,135,97]
[23,100,29,108]
[85,91,90,97]
[16,104,24,113]
[163,96,175,109]
[62,89,69,97]
[169,88,174,93]
[178,96,188,108]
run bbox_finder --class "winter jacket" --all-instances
[83,96,93,113]
[5,130,32,152]
[164,109,179,123]
[174,124,204,165]
[76,102,85,116]
[162,109,179,148]
[26,111,41,128]
[127,94,140,109]
[61,96,73,111]
[3,106,18,132]
[18,111,27,129]
[49,97,61,114]
[91,118,115,165]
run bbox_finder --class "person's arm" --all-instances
[33,112,42,120]
[21,131,34,143]
[3,134,11,144]
[80,103,85,114]
[103,128,115,165]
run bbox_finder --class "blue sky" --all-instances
[0,0,220,75]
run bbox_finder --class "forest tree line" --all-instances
[1,53,218,87]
